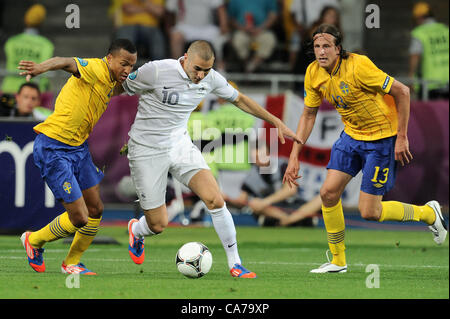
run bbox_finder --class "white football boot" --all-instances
[310,250,347,273]
[426,201,448,245]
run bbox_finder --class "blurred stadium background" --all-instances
[0,0,448,233]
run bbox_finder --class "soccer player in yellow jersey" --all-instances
[18,39,137,274]
[283,24,447,273]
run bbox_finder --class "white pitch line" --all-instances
[0,255,447,269]
[0,248,125,253]
[248,261,448,269]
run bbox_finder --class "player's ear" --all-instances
[106,53,113,63]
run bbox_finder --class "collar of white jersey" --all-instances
[176,57,190,80]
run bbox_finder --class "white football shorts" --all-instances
[127,133,210,210]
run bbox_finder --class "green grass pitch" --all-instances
[0,226,448,299]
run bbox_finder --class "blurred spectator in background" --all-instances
[1,4,54,94]
[292,5,341,75]
[224,143,319,227]
[408,1,449,100]
[228,0,278,73]
[165,0,229,71]
[287,0,340,71]
[249,187,321,227]
[114,0,166,61]
[0,82,50,120]
[223,142,284,222]
[306,6,341,39]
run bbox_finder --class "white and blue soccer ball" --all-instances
[176,242,212,278]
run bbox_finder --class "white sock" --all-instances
[132,215,156,238]
[208,203,241,269]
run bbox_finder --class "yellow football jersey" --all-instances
[34,57,116,146]
[121,0,164,27]
[304,53,397,141]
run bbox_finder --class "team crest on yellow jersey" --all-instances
[340,81,349,95]
[63,182,72,194]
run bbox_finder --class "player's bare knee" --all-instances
[70,212,89,228]
[359,205,381,221]
[320,187,339,207]
[87,201,104,219]
[204,195,225,211]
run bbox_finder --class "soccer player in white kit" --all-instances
[123,40,300,278]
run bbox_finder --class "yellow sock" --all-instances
[379,201,436,225]
[64,216,101,265]
[322,199,346,266]
[29,212,78,248]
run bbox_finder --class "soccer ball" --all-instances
[176,242,212,278]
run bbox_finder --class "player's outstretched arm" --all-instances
[388,79,413,166]
[18,57,79,81]
[283,106,318,188]
[232,92,302,144]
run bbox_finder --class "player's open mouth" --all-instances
[120,75,128,81]
[318,58,327,62]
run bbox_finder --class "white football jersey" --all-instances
[123,58,238,149]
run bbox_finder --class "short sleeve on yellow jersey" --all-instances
[355,55,394,95]
[303,64,322,107]
[74,57,99,84]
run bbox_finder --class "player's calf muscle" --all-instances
[144,208,168,234]
[148,222,166,234]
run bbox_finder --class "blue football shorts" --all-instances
[33,133,104,203]
[327,131,397,196]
